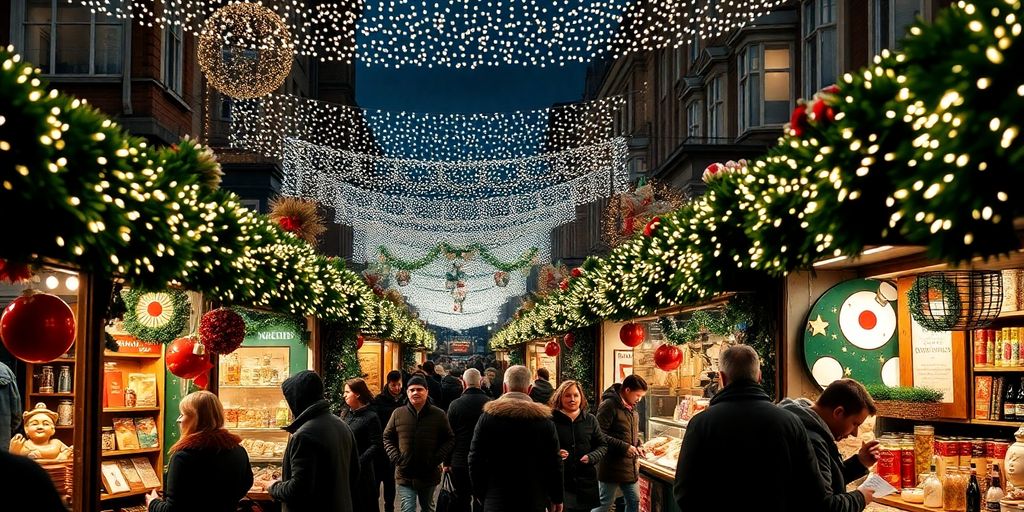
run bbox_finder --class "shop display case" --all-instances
[644,417,686,470]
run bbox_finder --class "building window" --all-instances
[163,15,184,95]
[739,44,792,132]
[23,0,123,75]
[706,76,724,138]
[873,0,923,52]
[219,95,233,121]
[686,100,702,138]
[688,33,700,65]
[803,0,837,97]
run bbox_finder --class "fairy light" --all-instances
[198,3,293,99]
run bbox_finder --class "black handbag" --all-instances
[435,472,457,512]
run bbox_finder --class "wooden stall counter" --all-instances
[873,495,939,512]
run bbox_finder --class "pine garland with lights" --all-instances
[320,320,362,412]
[559,328,597,409]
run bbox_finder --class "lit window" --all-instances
[739,44,792,132]
[803,0,837,97]
[873,0,923,52]
[23,0,123,75]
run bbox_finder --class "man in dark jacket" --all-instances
[594,375,647,512]
[422,360,444,403]
[780,378,881,512]
[269,370,360,512]
[372,370,406,512]
[446,368,491,512]
[384,375,455,512]
[469,365,563,512]
[439,364,466,411]
[674,345,826,512]
[529,367,554,404]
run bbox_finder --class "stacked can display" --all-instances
[973,327,1024,367]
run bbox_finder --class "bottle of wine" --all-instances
[986,463,1004,511]
[967,462,982,512]
[1004,378,1018,421]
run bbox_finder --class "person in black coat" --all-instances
[481,367,500,399]
[372,370,406,512]
[146,391,252,512]
[422,360,444,402]
[674,345,826,512]
[0,449,66,511]
[528,367,554,404]
[550,380,607,512]
[269,370,360,512]
[439,366,466,411]
[469,365,562,512]
[445,368,491,512]
[340,378,383,512]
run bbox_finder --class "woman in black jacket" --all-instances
[550,380,607,512]
[146,391,253,512]
[340,378,383,511]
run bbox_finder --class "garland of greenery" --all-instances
[233,307,307,342]
[321,320,362,413]
[660,309,733,345]
[401,345,418,373]
[120,288,191,344]
[559,328,597,410]
[508,347,524,366]
[378,243,538,273]
[907,274,963,331]
[864,384,943,403]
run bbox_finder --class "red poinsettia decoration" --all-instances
[278,216,300,232]
[643,217,661,237]
[559,278,569,291]
[570,267,583,278]
[0,259,33,284]
[789,103,810,137]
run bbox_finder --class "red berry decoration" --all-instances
[619,323,645,347]
[563,332,575,349]
[559,278,569,291]
[0,291,76,363]
[0,259,33,284]
[199,308,246,355]
[166,336,213,379]
[545,340,560,357]
[654,344,684,371]
[643,217,661,237]
[356,334,365,350]
[570,267,583,278]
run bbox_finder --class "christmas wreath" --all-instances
[908,274,962,331]
[121,288,191,344]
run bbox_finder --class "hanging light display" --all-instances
[197,2,293,99]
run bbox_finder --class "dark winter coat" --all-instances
[781,398,869,512]
[371,389,405,471]
[674,380,826,512]
[383,402,455,488]
[427,374,444,405]
[340,405,382,511]
[446,387,491,468]
[551,409,607,510]
[529,378,554,405]
[269,371,360,512]
[595,384,641,483]
[148,430,253,512]
[439,374,465,411]
[468,392,563,511]
[0,362,21,452]
[0,450,65,512]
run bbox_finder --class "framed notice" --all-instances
[909,318,955,404]
[358,342,383,396]
[614,350,634,383]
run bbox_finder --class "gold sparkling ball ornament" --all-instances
[198,3,293,99]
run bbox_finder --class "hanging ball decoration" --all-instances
[199,308,246,355]
[545,340,561,357]
[570,267,583,278]
[619,323,645,347]
[166,336,213,380]
[0,292,76,363]
[356,334,365,350]
[643,217,661,237]
[654,344,684,371]
[198,2,293,99]
[563,332,575,349]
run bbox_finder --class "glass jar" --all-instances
[877,435,902,489]
[901,436,917,489]
[57,366,72,394]
[915,425,935,483]
[942,466,968,512]
[922,462,943,508]
[39,366,55,393]
[56,400,73,426]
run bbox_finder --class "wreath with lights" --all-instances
[908,274,962,331]
[121,288,191,344]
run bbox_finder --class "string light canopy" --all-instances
[77,0,784,67]
[197,2,293,99]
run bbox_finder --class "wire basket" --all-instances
[908,270,1003,331]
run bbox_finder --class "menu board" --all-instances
[910,318,955,404]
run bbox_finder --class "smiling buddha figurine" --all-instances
[9,403,73,461]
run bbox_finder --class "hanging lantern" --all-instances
[199,308,246,355]
[356,334,365,350]
[563,332,575,349]
[198,2,293,99]
[545,340,561,357]
[166,336,213,379]
[0,291,76,363]
[619,323,645,347]
[654,344,684,371]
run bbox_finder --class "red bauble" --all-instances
[812,99,835,123]
[199,308,246,355]
[559,279,569,291]
[570,267,583,278]
[545,340,560,357]
[643,217,661,237]
[619,323,645,347]
[789,104,809,137]
[0,292,76,363]
[193,371,210,390]
[356,334,365,350]
[654,344,684,371]
[563,332,575,349]
[166,336,213,379]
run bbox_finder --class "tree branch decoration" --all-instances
[603,179,687,247]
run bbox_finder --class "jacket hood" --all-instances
[708,379,770,406]
[282,370,325,417]
[172,428,241,453]
[533,379,553,392]
[601,383,622,401]
[779,397,834,441]
[551,408,587,424]
[0,363,13,386]
[284,399,331,433]
[484,392,552,420]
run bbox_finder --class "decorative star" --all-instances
[832,307,839,314]
[879,356,887,364]
[831,334,838,340]
[842,346,848,352]
[808,315,830,336]
[844,367,853,376]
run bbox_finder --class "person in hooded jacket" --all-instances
[439,364,466,412]
[340,378,383,512]
[674,345,826,512]
[372,370,406,512]
[146,391,252,512]
[549,380,606,512]
[0,361,21,453]
[593,374,647,512]
[445,368,491,512]
[421,360,444,403]
[529,367,554,404]
[268,370,360,512]
[469,365,563,512]
[780,378,881,512]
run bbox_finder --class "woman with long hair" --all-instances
[549,380,607,512]
[145,390,252,512]
[340,378,383,511]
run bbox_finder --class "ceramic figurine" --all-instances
[9,403,73,461]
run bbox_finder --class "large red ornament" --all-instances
[563,332,575,349]
[0,292,76,363]
[356,334,365,350]
[545,340,560,357]
[619,323,645,347]
[654,344,684,371]
[166,336,213,379]
[812,99,835,123]
[643,217,661,237]
[199,308,246,355]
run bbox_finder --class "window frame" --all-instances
[871,0,924,53]
[738,43,793,133]
[802,0,837,98]
[686,100,703,139]
[21,0,125,77]
[706,75,725,138]
[162,12,184,96]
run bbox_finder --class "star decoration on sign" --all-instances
[808,315,830,336]
[832,334,838,340]
[879,356,887,364]
[844,367,853,376]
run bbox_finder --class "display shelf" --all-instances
[249,456,285,463]
[220,385,281,389]
[103,351,161,359]
[56,425,73,430]
[102,447,161,457]
[30,392,75,397]
[100,487,158,501]
[638,459,675,482]
[998,310,1024,319]
[103,406,161,413]
[53,357,76,363]
[648,416,689,428]
[973,366,1024,372]
[970,418,1024,427]
[230,427,284,433]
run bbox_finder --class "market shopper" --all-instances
[780,378,881,512]
[550,380,607,512]
[482,367,501,399]
[145,390,252,512]
[422,360,444,402]
[372,370,406,512]
[469,364,563,512]
[269,370,360,512]
[0,449,65,511]
[529,367,555,404]
[440,364,466,411]
[674,345,826,511]
[446,368,492,512]
[383,375,455,512]
[340,378,383,512]
[0,360,21,451]
[593,374,647,512]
